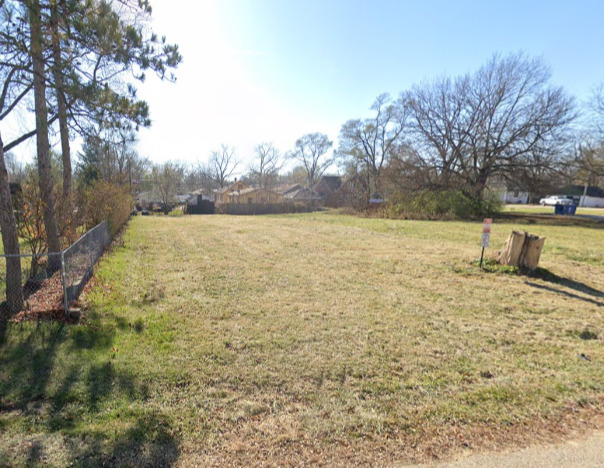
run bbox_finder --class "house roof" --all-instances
[275,184,303,195]
[226,187,280,197]
[217,181,248,194]
[137,190,163,203]
[228,187,256,196]
[315,175,342,194]
[191,188,209,195]
[283,187,322,200]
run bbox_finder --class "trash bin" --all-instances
[565,205,577,215]
[554,204,564,215]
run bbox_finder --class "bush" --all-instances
[168,207,184,217]
[384,189,502,220]
[78,181,132,236]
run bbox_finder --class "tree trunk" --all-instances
[50,0,72,201]
[0,133,24,313]
[498,230,546,271]
[29,0,62,266]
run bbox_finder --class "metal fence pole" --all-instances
[61,251,69,316]
[89,229,94,274]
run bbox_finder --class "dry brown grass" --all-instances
[1,212,603,466]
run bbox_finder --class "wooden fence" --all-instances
[221,203,318,215]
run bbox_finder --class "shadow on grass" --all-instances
[0,313,179,466]
[525,282,604,307]
[528,268,604,299]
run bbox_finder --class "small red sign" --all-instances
[481,219,492,246]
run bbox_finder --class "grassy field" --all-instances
[1,213,603,466]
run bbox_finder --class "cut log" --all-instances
[498,231,546,271]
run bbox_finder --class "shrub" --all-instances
[384,189,502,220]
[78,181,132,236]
[168,207,184,217]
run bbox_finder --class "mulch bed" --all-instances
[8,272,66,323]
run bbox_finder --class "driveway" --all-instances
[401,431,604,468]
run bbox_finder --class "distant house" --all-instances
[281,185,322,204]
[315,175,342,197]
[214,180,249,206]
[186,193,215,214]
[338,174,370,209]
[226,187,283,205]
[369,193,384,204]
[314,175,342,207]
[137,189,164,209]
[498,186,529,204]
[562,185,604,208]
[175,194,191,204]
[189,188,215,202]
[277,184,303,197]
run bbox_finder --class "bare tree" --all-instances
[150,162,185,213]
[406,53,575,202]
[590,84,604,131]
[571,141,604,200]
[249,142,282,189]
[4,152,25,183]
[76,130,146,188]
[206,144,239,188]
[185,159,219,194]
[339,93,409,198]
[561,86,604,204]
[288,132,333,188]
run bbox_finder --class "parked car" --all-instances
[539,195,575,206]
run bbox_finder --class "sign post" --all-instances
[480,218,492,268]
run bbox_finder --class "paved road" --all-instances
[401,431,604,468]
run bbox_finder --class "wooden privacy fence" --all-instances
[221,203,318,215]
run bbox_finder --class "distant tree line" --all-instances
[153,53,603,217]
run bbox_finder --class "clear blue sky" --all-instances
[10,0,604,171]
[138,0,604,170]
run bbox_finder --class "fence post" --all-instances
[88,228,94,274]
[61,251,69,317]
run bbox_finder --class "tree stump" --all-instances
[498,231,546,270]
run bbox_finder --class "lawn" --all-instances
[1,213,603,466]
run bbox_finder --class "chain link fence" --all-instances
[62,221,110,310]
[0,221,110,316]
